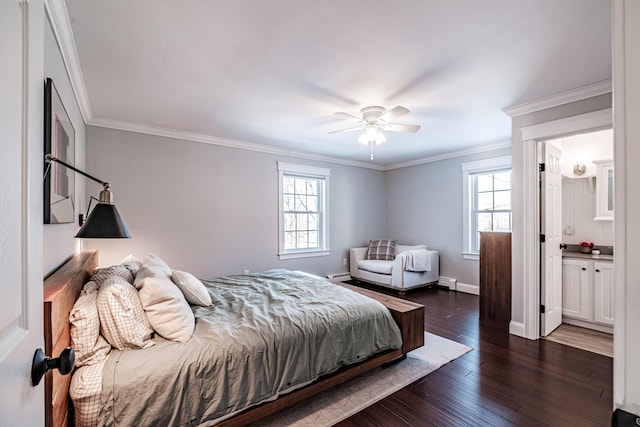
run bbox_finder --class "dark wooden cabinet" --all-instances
[479,232,512,331]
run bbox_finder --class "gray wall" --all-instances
[43,16,87,275]
[385,147,511,286]
[85,126,386,278]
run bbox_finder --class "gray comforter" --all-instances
[99,269,402,426]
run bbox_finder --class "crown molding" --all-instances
[88,117,385,170]
[384,140,512,170]
[502,80,612,118]
[45,0,93,122]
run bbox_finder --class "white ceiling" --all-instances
[63,0,612,167]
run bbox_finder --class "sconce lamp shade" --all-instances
[75,203,130,238]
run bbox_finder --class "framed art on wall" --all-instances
[44,77,75,224]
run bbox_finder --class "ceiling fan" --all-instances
[328,105,421,159]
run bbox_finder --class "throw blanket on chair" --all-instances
[399,249,431,272]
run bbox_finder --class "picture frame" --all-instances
[44,78,75,224]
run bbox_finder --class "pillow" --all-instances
[171,270,213,307]
[133,253,173,285]
[366,239,397,261]
[92,265,134,285]
[135,254,195,342]
[119,253,142,277]
[96,275,155,350]
[69,281,111,367]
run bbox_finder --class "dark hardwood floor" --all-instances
[336,286,613,427]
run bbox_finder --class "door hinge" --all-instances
[539,163,546,172]
[540,234,546,243]
[540,304,546,314]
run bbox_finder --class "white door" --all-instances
[540,143,563,336]
[0,1,44,424]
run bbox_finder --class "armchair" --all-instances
[350,244,439,294]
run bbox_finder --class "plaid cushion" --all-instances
[69,281,111,367]
[366,239,397,261]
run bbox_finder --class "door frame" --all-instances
[517,108,612,340]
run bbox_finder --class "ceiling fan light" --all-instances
[375,132,386,144]
[357,132,369,145]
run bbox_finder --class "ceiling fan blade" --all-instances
[381,123,421,133]
[328,125,364,134]
[379,105,409,122]
[334,111,363,121]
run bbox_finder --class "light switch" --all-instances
[565,225,574,235]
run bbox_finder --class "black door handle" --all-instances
[560,244,568,250]
[31,347,74,386]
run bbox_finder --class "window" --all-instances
[462,155,512,260]
[277,162,330,259]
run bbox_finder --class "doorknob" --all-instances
[560,244,567,250]
[31,347,74,386]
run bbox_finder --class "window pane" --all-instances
[494,190,511,210]
[296,213,308,230]
[477,192,494,211]
[284,213,296,231]
[297,231,309,248]
[308,213,318,230]
[307,195,318,212]
[477,174,493,192]
[307,180,317,195]
[494,172,511,191]
[294,178,307,194]
[477,213,493,231]
[284,231,296,249]
[283,195,294,211]
[283,177,295,194]
[494,212,512,231]
[308,231,318,247]
[294,195,306,211]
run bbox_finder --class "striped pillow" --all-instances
[69,281,111,367]
[366,239,397,261]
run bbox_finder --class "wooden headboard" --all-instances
[43,249,98,427]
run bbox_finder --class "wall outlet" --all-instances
[243,269,250,274]
[342,258,347,266]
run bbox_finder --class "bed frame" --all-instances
[43,250,424,427]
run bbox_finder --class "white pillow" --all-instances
[134,253,173,285]
[135,254,195,342]
[69,281,111,367]
[171,270,213,307]
[136,276,195,342]
[96,275,155,350]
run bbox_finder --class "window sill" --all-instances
[278,249,331,260]
[462,252,479,261]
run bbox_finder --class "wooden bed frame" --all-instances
[43,250,424,427]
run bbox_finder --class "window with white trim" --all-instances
[462,155,512,260]
[277,162,330,260]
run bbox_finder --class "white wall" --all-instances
[43,16,86,275]
[562,177,613,246]
[385,147,511,287]
[84,126,386,279]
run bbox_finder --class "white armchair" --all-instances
[349,244,439,294]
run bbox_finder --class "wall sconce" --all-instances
[45,154,130,238]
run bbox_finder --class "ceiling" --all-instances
[63,0,612,167]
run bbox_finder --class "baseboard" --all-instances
[509,321,526,338]
[455,282,479,295]
[562,317,613,334]
[438,276,457,290]
[327,273,351,282]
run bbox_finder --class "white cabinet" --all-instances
[594,160,614,221]
[562,257,614,331]
[593,261,615,325]
[562,258,592,320]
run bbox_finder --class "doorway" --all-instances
[518,108,612,341]
[540,129,614,343]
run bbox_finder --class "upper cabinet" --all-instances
[594,160,614,221]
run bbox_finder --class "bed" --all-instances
[43,250,424,426]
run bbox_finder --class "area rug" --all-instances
[252,332,472,427]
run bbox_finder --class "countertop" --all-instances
[562,251,614,261]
